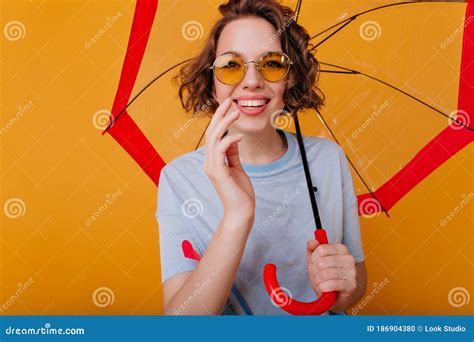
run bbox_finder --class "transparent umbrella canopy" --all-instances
[103,0,472,217]
[102,0,473,314]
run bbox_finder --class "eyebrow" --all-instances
[219,50,243,57]
[218,50,284,58]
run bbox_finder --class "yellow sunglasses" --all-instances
[210,51,293,85]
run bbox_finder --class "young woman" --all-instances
[156,0,367,315]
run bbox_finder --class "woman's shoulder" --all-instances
[294,134,350,181]
[284,133,347,172]
[299,133,345,156]
[160,146,206,177]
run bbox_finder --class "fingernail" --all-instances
[237,133,244,138]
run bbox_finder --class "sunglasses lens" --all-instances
[213,55,244,84]
[259,52,291,82]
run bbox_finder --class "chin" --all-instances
[233,115,273,133]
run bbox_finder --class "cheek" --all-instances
[213,79,234,103]
[269,83,286,107]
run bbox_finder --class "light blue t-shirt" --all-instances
[156,129,365,315]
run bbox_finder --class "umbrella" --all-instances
[102,0,473,314]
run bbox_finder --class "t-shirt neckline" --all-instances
[241,130,296,173]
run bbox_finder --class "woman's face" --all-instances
[213,17,287,134]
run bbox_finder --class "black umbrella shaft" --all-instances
[293,111,323,229]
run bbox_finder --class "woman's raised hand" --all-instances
[204,97,256,224]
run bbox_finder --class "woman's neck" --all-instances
[231,128,288,165]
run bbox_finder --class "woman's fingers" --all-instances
[306,239,320,266]
[307,239,319,253]
[208,108,240,146]
[206,97,233,135]
[204,97,234,170]
[312,254,355,272]
[312,267,348,286]
[207,108,240,173]
[225,135,243,168]
[312,243,349,261]
[215,133,244,167]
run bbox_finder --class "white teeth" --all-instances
[237,99,267,107]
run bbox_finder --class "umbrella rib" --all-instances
[309,1,465,51]
[315,109,390,218]
[310,18,353,41]
[319,69,355,74]
[312,19,354,49]
[319,62,473,131]
[103,58,192,133]
[195,119,211,150]
[294,0,303,22]
[309,1,421,48]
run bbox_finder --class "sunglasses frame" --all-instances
[210,51,293,85]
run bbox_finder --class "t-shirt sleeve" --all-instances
[337,147,365,264]
[156,165,199,284]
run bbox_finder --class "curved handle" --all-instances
[262,229,337,315]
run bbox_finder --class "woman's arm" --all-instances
[163,97,256,315]
[163,213,254,315]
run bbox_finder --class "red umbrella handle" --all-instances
[182,240,201,261]
[263,228,337,315]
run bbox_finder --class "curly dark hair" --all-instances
[173,0,324,116]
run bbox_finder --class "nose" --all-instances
[241,62,264,90]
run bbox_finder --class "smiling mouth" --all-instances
[233,99,271,109]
